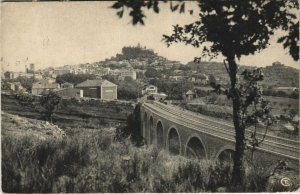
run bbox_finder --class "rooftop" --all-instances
[75,79,116,88]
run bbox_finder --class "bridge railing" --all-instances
[152,101,299,147]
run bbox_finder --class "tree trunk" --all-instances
[49,113,53,123]
[227,56,246,191]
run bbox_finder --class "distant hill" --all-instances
[187,61,298,87]
[262,63,299,87]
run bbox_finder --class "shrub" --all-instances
[3,120,297,192]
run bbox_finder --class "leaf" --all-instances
[277,36,286,43]
[111,2,123,9]
[179,3,185,13]
[153,1,159,13]
[117,10,124,18]
[171,3,179,12]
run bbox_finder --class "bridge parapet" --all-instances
[141,101,299,164]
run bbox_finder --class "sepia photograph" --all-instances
[1,0,299,192]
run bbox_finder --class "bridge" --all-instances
[141,101,299,168]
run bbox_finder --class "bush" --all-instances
[3,120,298,192]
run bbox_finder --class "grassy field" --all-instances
[1,112,299,192]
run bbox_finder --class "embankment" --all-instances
[1,93,135,125]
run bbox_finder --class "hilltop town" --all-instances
[2,44,299,99]
[2,44,299,136]
[2,1,300,192]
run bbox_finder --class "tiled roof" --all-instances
[75,79,116,88]
[186,90,195,95]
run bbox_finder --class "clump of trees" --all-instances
[149,78,194,100]
[112,0,299,191]
[56,73,96,85]
[40,91,61,123]
[263,89,299,99]
[144,67,161,78]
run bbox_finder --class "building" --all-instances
[32,79,60,95]
[119,69,137,80]
[151,92,167,101]
[5,82,24,92]
[75,79,117,100]
[61,82,74,88]
[142,85,158,95]
[54,88,83,98]
[103,68,111,75]
[53,69,71,76]
[4,71,43,80]
[185,90,196,101]
[26,63,35,73]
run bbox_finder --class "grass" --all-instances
[2,112,299,192]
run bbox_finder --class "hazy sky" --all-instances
[1,2,299,72]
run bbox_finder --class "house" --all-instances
[53,69,71,76]
[54,88,83,98]
[151,92,167,101]
[119,69,137,80]
[32,79,60,95]
[169,76,185,81]
[75,79,117,100]
[185,90,196,101]
[103,68,111,75]
[61,82,74,88]
[142,85,158,95]
[5,82,24,92]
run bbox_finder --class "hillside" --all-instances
[115,45,159,61]
[2,111,66,140]
[263,64,299,87]
[187,61,299,87]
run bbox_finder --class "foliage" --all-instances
[2,116,299,193]
[112,0,299,189]
[40,91,61,122]
[149,78,194,100]
[117,103,143,144]
[117,79,142,100]
[103,62,127,69]
[263,89,299,99]
[144,67,161,78]
[15,93,36,107]
[56,73,96,85]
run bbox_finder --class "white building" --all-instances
[142,85,158,95]
[119,69,137,80]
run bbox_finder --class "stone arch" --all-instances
[156,120,164,149]
[167,126,181,155]
[216,145,235,163]
[185,134,207,160]
[149,116,154,144]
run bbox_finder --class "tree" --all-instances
[40,91,61,123]
[56,73,96,85]
[112,0,299,191]
[144,67,161,78]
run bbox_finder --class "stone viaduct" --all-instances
[141,101,299,168]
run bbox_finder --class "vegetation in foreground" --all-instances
[2,112,299,193]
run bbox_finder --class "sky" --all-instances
[1,1,299,72]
